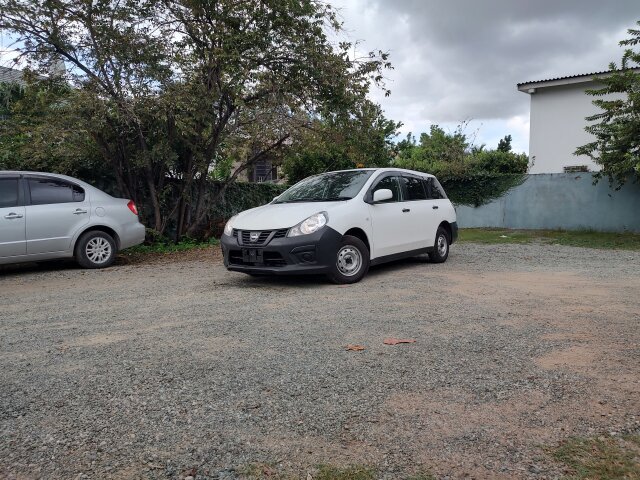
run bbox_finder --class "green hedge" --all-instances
[439,173,527,207]
[210,181,289,220]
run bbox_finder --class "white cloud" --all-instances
[331,0,638,154]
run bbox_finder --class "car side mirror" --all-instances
[372,189,393,203]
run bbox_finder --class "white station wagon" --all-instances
[221,168,458,283]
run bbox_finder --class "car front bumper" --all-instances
[221,226,343,275]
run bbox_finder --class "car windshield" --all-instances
[274,170,375,203]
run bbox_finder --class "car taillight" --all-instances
[127,200,138,216]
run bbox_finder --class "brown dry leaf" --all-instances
[383,338,416,345]
[345,344,366,351]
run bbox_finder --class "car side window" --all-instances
[0,178,19,208]
[372,175,401,202]
[427,177,447,199]
[401,175,427,200]
[28,178,85,205]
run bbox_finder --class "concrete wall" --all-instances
[456,173,640,233]
[528,82,605,174]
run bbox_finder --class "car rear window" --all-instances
[427,177,447,199]
[29,178,85,205]
[0,177,19,208]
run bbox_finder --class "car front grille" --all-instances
[228,250,286,267]
[233,229,288,246]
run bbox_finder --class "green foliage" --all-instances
[459,228,640,250]
[0,82,23,117]
[210,181,289,221]
[395,125,529,206]
[282,147,355,185]
[0,0,393,237]
[497,134,512,152]
[396,125,469,173]
[575,21,640,188]
[439,173,526,207]
[549,435,640,479]
[0,79,109,183]
[282,100,401,184]
[123,235,219,255]
[313,465,377,480]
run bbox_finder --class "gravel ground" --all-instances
[1,243,639,479]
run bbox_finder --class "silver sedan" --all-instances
[0,171,145,268]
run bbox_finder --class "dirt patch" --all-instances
[535,345,597,370]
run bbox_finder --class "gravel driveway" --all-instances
[1,243,639,479]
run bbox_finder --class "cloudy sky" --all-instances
[331,0,638,153]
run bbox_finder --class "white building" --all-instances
[517,71,626,174]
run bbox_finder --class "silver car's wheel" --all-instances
[336,245,363,277]
[76,231,117,269]
[85,237,112,265]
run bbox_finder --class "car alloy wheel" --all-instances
[76,231,117,269]
[85,237,112,265]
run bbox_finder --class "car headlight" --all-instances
[223,215,237,237]
[288,212,328,237]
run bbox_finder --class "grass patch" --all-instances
[548,435,640,479]
[458,228,640,250]
[121,237,219,256]
[313,465,377,480]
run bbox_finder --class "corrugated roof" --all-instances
[0,66,26,85]
[517,70,613,87]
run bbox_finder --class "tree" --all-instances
[575,21,640,188]
[394,125,529,206]
[0,78,110,183]
[282,100,401,183]
[497,134,512,152]
[0,0,391,237]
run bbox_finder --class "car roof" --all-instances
[322,167,436,178]
[0,171,109,196]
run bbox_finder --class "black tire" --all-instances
[428,227,450,264]
[327,235,370,284]
[75,231,117,269]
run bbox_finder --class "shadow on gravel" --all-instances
[230,256,433,288]
[0,259,80,277]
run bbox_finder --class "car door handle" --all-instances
[4,212,23,219]
[73,209,88,215]
[432,205,439,209]
[402,208,410,213]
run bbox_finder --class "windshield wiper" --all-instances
[323,196,352,201]
[275,198,318,203]
[277,196,352,203]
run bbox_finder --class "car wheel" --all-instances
[75,231,117,269]
[428,227,450,264]
[327,235,370,284]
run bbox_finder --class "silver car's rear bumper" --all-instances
[119,222,146,250]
